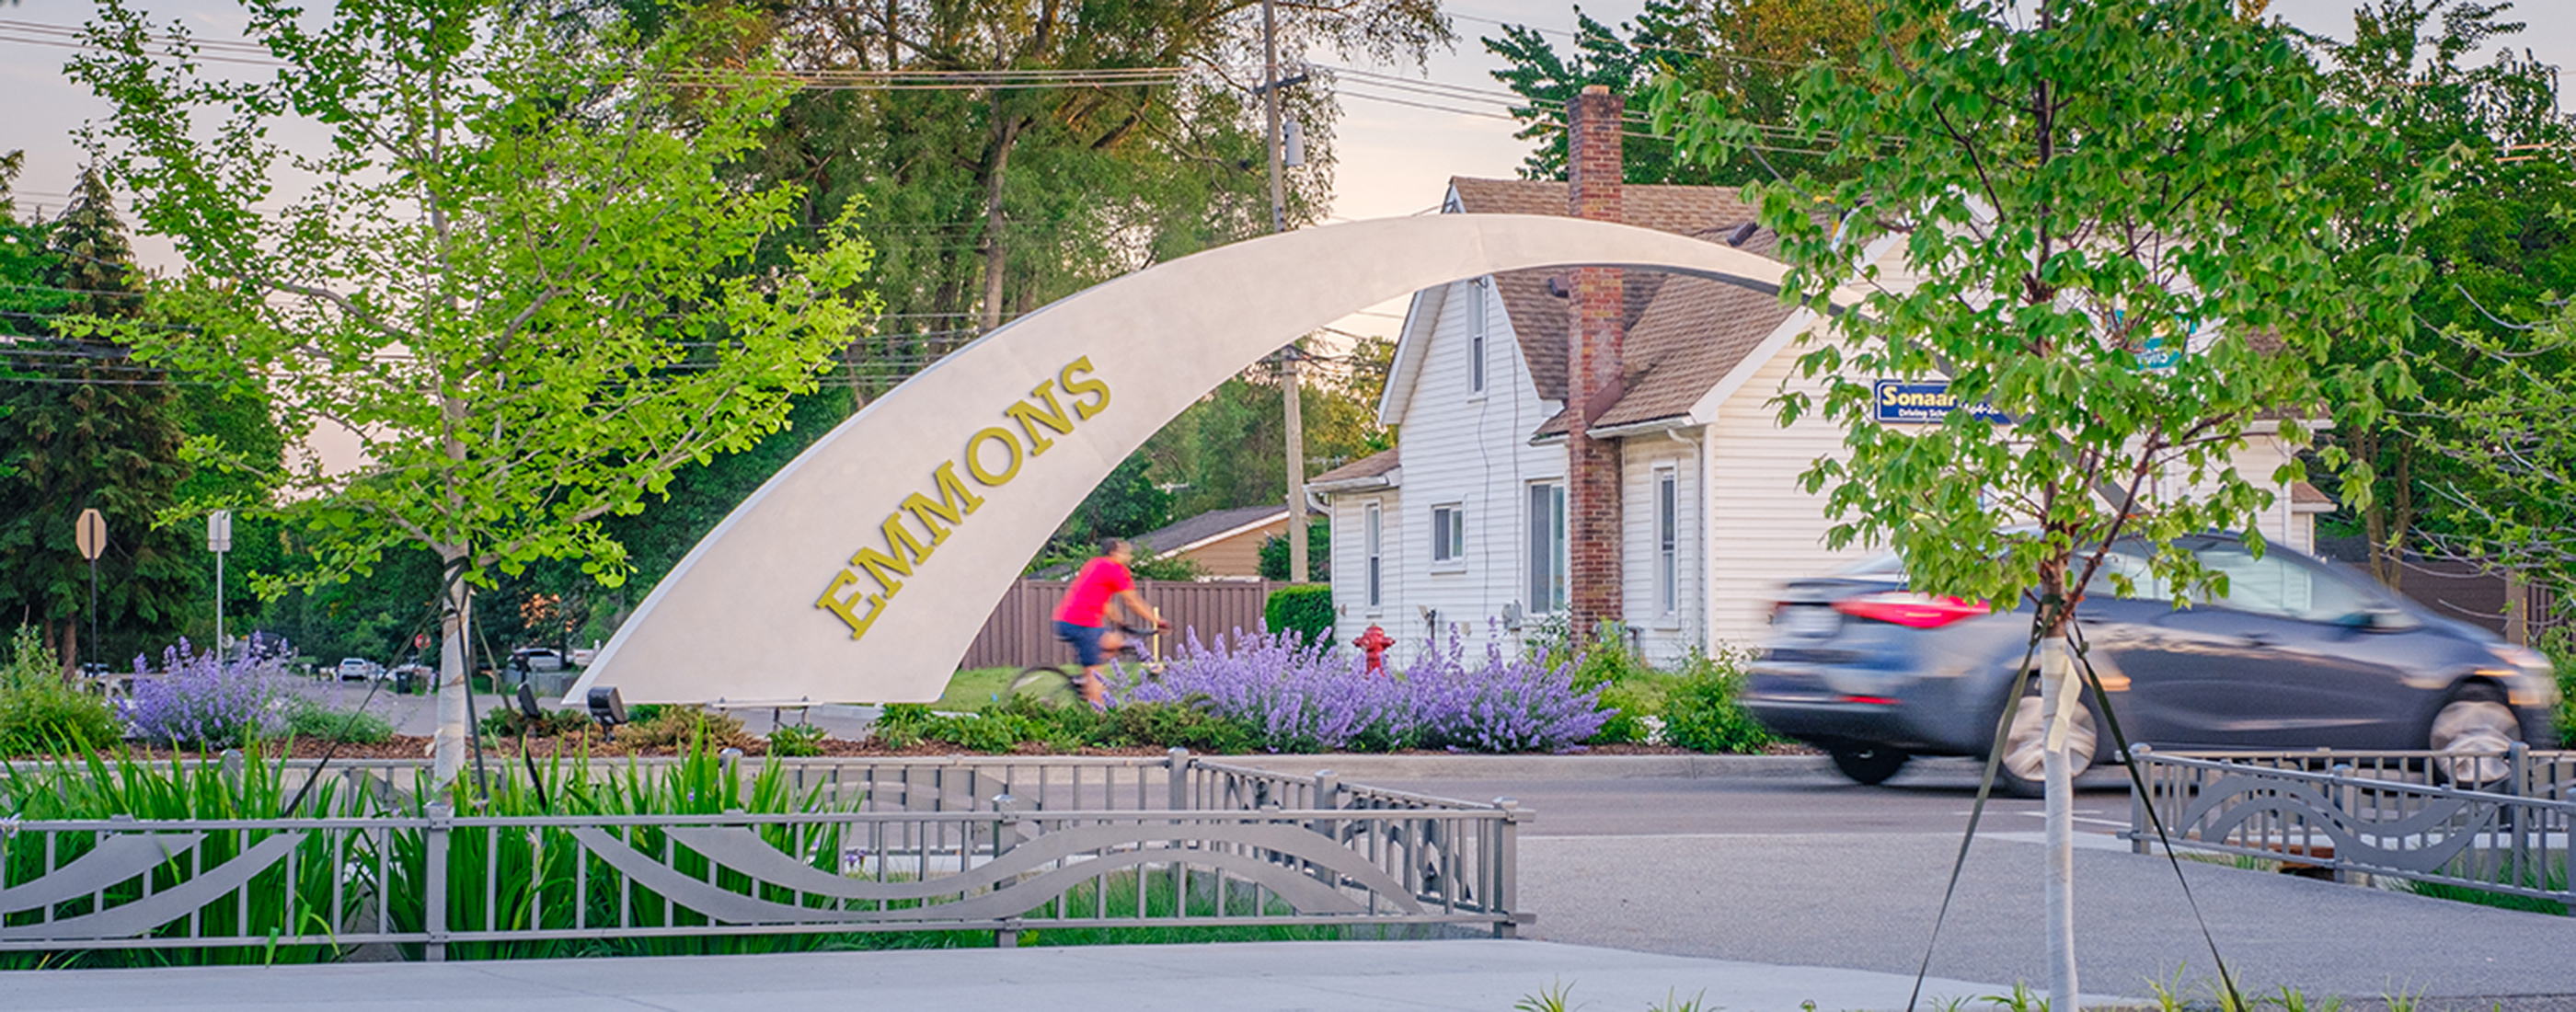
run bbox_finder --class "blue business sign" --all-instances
[1872,380,2012,425]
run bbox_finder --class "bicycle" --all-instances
[1009,618,1167,707]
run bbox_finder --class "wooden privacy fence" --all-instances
[960,579,1292,671]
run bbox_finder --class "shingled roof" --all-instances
[1445,178,1804,439]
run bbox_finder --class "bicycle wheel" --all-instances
[1007,664,1078,707]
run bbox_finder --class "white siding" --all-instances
[1619,431,1703,664]
[1329,491,1399,645]
[1330,277,1565,665]
[1702,328,1871,647]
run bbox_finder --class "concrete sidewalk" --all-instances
[10,940,2029,1012]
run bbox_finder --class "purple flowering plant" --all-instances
[122,636,295,750]
[1111,625,1607,753]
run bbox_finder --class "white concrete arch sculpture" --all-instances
[568,213,1861,705]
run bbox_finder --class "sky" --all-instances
[3,0,2570,358]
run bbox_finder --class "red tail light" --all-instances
[1833,592,1992,628]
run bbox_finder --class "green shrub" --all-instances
[290,701,397,744]
[872,702,1059,752]
[1102,697,1256,753]
[1660,649,1777,753]
[0,627,122,756]
[614,705,751,749]
[479,706,592,740]
[1263,584,1335,649]
[2540,627,2574,745]
[766,721,827,757]
[1558,623,1676,746]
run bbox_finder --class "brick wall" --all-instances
[1567,85,1626,632]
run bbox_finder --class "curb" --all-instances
[1191,753,1830,781]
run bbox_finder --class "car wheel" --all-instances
[2428,683,2520,787]
[1995,688,2097,799]
[1828,745,1910,786]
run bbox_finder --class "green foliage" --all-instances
[0,750,358,966]
[765,721,827,757]
[0,627,122,756]
[1486,0,1882,186]
[1263,584,1336,649]
[1558,623,1669,745]
[2305,1,2576,594]
[477,705,590,741]
[0,167,200,669]
[1660,649,1776,754]
[287,700,396,745]
[1146,372,1391,523]
[1258,519,1331,581]
[67,3,885,773]
[1650,0,2430,625]
[874,695,1255,753]
[613,705,751,750]
[2539,626,2576,744]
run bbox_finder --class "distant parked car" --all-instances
[1744,533,2560,796]
[335,658,383,682]
[510,648,565,673]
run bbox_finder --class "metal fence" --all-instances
[0,752,1525,960]
[960,579,1285,670]
[2128,744,2575,906]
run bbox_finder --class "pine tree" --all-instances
[0,168,198,673]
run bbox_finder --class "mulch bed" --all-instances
[48,736,1817,763]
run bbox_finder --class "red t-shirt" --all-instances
[1054,558,1134,627]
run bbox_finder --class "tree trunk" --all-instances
[977,96,1021,334]
[433,550,474,785]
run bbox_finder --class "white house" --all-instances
[1309,86,2328,667]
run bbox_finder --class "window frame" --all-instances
[1430,503,1466,568]
[1527,481,1567,614]
[1363,500,1384,610]
[1655,466,1679,615]
[1466,277,1489,397]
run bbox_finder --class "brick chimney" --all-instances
[1566,85,1624,634]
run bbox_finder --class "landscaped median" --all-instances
[0,746,1524,967]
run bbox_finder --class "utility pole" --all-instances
[1261,0,1309,582]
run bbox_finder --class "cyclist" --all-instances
[1053,538,1168,708]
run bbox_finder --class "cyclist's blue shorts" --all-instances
[1054,620,1110,667]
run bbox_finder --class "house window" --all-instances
[1431,504,1465,565]
[1655,468,1678,615]
[1526,482,1566,613]
[1363,501,1384,608]
[1467,278,1488,395]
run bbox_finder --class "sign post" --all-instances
[75,509,105,670]
[208,510,234,659]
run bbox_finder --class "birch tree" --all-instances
[1653,0,2430,1001]
[70,0,880,779]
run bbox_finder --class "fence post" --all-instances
[2128,745,2152,855]
[424,802,452,962]
[2508,742,2530,890]
[1491,798,1524,938]
[1167,748,1192,811]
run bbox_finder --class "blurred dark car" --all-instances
[1744,534,2559,795]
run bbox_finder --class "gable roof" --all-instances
[1308,447,1400,490]
[1436,178,1807,440]
[1134,504,1297,558]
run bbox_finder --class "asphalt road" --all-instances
[1373,758,2138,838]
[1367,760,2576,1006]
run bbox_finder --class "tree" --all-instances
[732,0,1448,394]
[1651,0,2426,1002]
[0,167,199,673]
[1488,0,1885,185]
[2306,0,2576,604]
[71,0,882,779]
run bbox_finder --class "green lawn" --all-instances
[931,666,1021,712]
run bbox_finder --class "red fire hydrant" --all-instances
[1356,624,1395,675]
